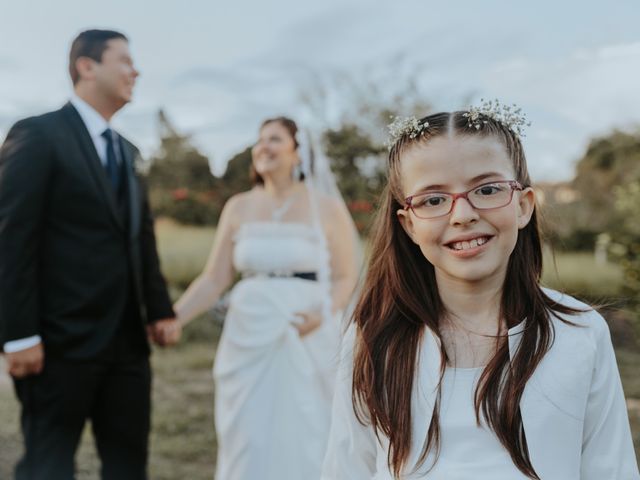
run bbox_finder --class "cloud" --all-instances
[168,66,278,91]
[3,0,638,182]
[466,41,640,179]
[0,56,20,70]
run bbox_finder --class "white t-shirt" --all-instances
[425,367,530,479]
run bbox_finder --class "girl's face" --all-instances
[396,135,535,288]
[251,122,299,179]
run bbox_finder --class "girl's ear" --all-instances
[517,187,536,229]
[397,208,418,244]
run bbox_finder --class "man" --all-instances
[0,29,181,479]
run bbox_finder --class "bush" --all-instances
[609,180,640,331]
[150,189,221,226]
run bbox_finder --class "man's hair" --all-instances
[68,29,128,85]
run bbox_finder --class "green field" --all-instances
[0,221,637,478]
[155,218,216,291]
[541,250,626,300]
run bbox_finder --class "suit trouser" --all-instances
[12,353,151,480]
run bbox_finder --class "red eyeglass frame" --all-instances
[403,180,524,218]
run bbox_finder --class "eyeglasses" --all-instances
[404,180,523,219]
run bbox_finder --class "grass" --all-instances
[0,221,637,477]
[146,339,220,479]
[155,218,216,290]
[541,249,626,300]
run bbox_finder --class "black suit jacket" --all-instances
[0,103,174,359]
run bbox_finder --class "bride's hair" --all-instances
[251,116,304,185]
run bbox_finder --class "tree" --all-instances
[146,110,220,225]
[220,146,252,199]
[609,179,640,330]
[572,131,640,234]
[543,130,640,250]
[296,67,434,233]
[322,125,385,232]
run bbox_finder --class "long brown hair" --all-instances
[352,111,582,479]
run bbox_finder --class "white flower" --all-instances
[464,98,531,137]
[385,116,429,150]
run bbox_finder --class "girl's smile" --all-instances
[444,233,494,257]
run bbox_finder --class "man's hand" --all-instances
[292,311,323,338]
[5,343,44,378]
[147,318,182,347]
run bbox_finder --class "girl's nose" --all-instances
[449,196,479,226]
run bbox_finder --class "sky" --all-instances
[1,0,639,181]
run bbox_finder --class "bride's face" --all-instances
[252,122,299,178]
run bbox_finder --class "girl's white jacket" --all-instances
[321,289,640,479]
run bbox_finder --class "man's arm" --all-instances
[137,176,179,345]
[0,117,52,375]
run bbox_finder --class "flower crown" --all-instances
[463,99,531,137]
[385,99,530,150]
[385,116,430,150]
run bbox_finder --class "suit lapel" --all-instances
[120,139,141,239]
[61,103,124,231]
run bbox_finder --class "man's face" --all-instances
[92,38,139,108]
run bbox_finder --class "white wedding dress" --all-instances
[213,220,341,480]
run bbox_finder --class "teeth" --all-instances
[451,237,489,250]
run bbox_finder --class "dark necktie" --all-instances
[101,128,120,192]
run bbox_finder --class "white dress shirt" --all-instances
[70,92,114,166]
[3,94,118,354]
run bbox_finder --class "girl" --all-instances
[321,106,639,479]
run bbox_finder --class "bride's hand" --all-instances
[292,311,322,337]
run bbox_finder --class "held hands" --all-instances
[5,343,44,379]
[147,318,182,347]
[292,311,323,338]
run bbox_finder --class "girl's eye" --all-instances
[418,195,448,207]
[476,184,502,196]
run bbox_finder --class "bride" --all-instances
[173,116,360,479]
